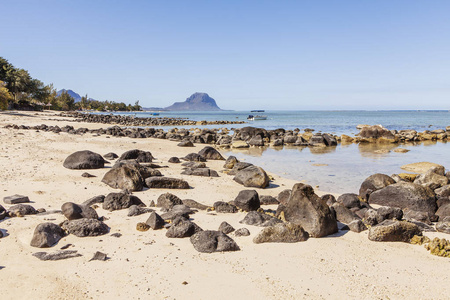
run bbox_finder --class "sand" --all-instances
[0,111,449,300]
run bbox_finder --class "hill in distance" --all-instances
[56,89,82,103]
[164,92,222,111]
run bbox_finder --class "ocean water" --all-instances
[110,110,450,194]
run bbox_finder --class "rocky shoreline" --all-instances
[58,111,246,126]
[1,111,450,299]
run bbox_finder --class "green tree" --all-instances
[57,90,75,111]
[0,80,12,110]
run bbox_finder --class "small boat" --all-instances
[247,115,267,120]
[251,110,265,112]
[149,112,160,116]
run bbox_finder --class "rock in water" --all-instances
[368,182,437,215]
[30,223,65,248]
[233,166,270,188]
[62,219,109,237]
[253,222,309,244]
[234,190,260,212]
[63,150,106,169]
[145,177,190,189]
[359,173,396,200]
[400,162,444,174]
[278,183,338,238]
[368,220,422,242]
[102,165,145,191]
[198,146,225,160]
[190,230,240,253]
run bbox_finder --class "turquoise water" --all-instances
[118,110,450,135]
[108,110,450,193]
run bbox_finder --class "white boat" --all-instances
[247,115,267,120]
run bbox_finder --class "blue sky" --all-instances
[1,0,449,110]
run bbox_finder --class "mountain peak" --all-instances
[165,93,222,111]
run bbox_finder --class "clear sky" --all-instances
[1,0,449,110]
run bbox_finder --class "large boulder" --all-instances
[213,201,238,213]
[358,125,395,139]
[337,193,362,209]
[435,185,450,198]
[368,220,422,242]
[30,223,65,248]
[359,174,396,200]
[223,156,239,169]
[277,184,338,237]
[145,177,190,189]
[414,169,448,190]
[102,192,144,211]
[233,166,269,188]
[157,193,183,210]
[198,146,225,160]
[183,153,206,162]
[253,222,309,244]
[61,202,98,220]
[234,190,260,212]
[101,165,145,191]
[118,149,153,163]
[62,218,109,237]
[63,150,106,169]
[145,212,165,230]
[190,230,240,253]
[166,216,202,238]
[331,203,360,224]
[277,189,292,205]
[368,182,437,215]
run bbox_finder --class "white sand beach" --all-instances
[0,111,449,300]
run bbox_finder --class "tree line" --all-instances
[0,57,141,111]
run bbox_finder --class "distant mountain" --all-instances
[165,93,222,111]
[57,89,82,103]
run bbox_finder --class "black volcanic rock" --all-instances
[165,93,222,111]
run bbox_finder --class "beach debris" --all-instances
[3,194,30,205]
[234,190,260,212]
[60,244,73,250]
[61,218,109,237]
[145,177,190,189]
[63,150,106,170]
[233,165,270,188]
[30,223,65,248]
[136,222,150,232]
[277,183,338,238]
[190,230,240,253]
[166,216,202,238]
[425,237,450,258]
[61,202,98,220]
[218,221,235,234]
[253,222,309,244]
[240,211,282,227]
[102,192,144,211]
[359,173,396,200]
[33,250,82,261]
[89,251,108,261]
[368,220,422,242]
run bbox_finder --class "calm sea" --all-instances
[111,110,450,194]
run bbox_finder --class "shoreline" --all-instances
[0,111,450,299]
